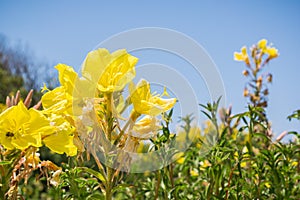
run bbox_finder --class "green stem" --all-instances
[154,171,161,200]
[104,92,114,200]
[106,167,113,200]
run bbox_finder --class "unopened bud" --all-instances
[242,70,249,76]
[256,76,263,89]
[267,74,273,83]
[243,88,249,97]
[263,89,269,96]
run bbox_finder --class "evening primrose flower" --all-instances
[234,46,250,65]
[257,39,279,59]
[0,101,54,150]
[129,79,176,116]
[82,48,138,93]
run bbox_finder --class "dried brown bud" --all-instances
[263,89,269,96]
[257,101,267,108]
[257,76,263,83]
[267,74,273,83]
[243,88,249,97]
[242,70,249,76]
[256,76,263,89]
[250,94,260,102]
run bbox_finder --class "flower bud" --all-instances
[242,70,249,76]
[267,74,273,83]
[243,88,249,97]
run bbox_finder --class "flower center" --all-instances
[6,132,14,137]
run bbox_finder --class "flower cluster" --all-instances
[234,39,278,108]
[0,48,177,198]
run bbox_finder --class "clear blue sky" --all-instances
[0,1,299,139]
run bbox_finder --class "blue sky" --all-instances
[0,1,299,139]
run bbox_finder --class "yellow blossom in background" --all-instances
[0,101,54,150]
[257,39,279,59]
[190,169,199,177]
[264,182,271,188]
[257,39,267,49]
[234,46,250,64]
[199,160,211,171]
[82,48,138,93]
[129,79,176,116]
[292,161,298,167]
[176,156,185,164]
[175,152,185,164]
[265,47,278,58]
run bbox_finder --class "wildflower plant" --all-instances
[41,48,177,199]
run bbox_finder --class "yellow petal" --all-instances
[27,109,55,135]
[234,52,244,61]
[43,131,77,156]
[258,39,267,49]
[130,79,176,116]
[82,48,138,93]
[55,64,78,95]
[265,47,278,58]
[81,48,112,83]
[41,87,72,114]
[1,101,30,127]
[97,50,138,92]
[241,46,247,55]
[11,132,42,150]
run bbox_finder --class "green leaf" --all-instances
[0,161,12,165]
[78,167,106,183]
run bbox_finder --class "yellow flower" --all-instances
[42,114,77,156]
[265,47,278,58]
[292,161,298,167]
[257,39,279,59]
[176,157,185,164]
[257,39,267,49]
[234,46,250,64]
[129,79,176,116]
[175,152,185,164]
[82,48,138,93]
[200,160,211,171]
[190,169,199,177]
[0,101,53,150]
[264,182,271,188]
